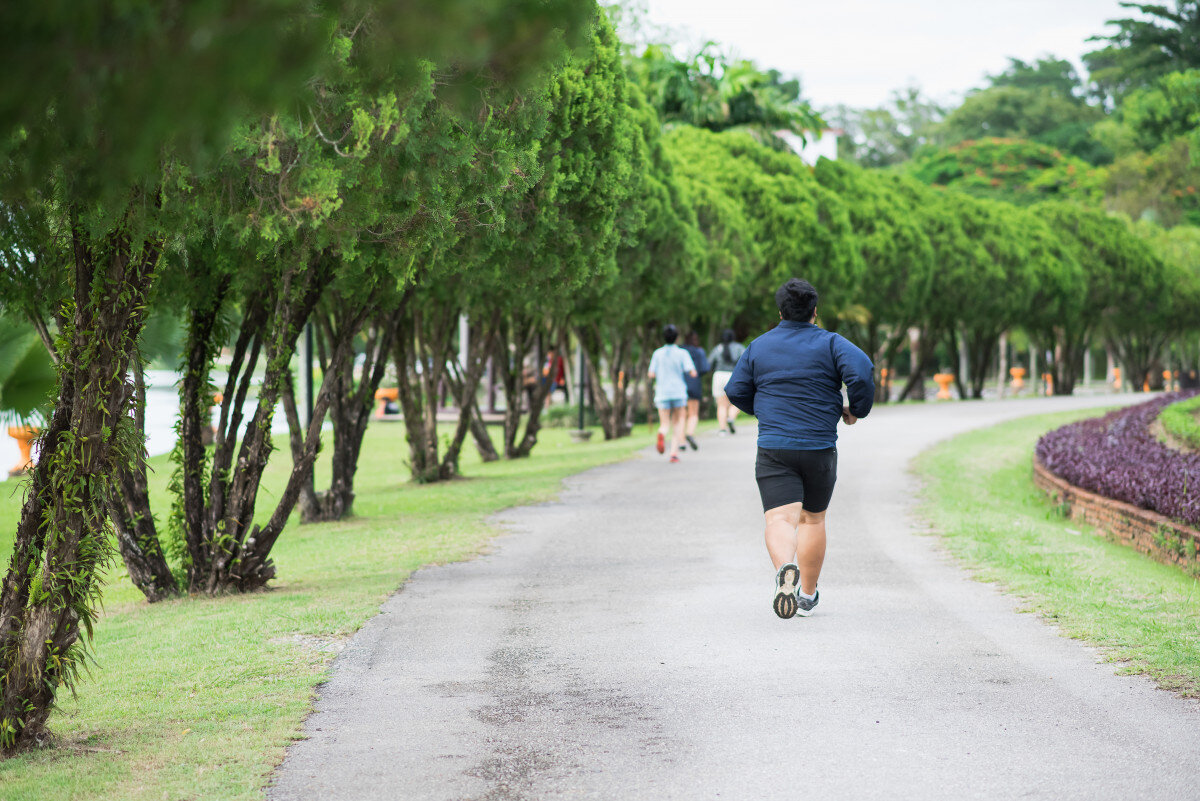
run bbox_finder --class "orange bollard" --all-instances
[7,425,37,477]
[1112,367,1121,391]
[933,373,954,400]
[1164,369,1175,391]
[1042,372,1054,396]
[1009,367,1026,390]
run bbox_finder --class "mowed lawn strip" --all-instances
[0,420,665,801]
[1159,393,1200,450]
[914,408,1200,696]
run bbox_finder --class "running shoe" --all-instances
[795,589,819,617]
[686,435,699,451]
[772,563,799,619]
[728,420,737,435]
[669,454,680,464]
[656,432,665,454]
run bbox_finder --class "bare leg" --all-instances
[686,399,700,436]
[716,395,730,430]
[727,401,740,425]
[796,509,827,595]
[657,406,671,436]
[671,406,687,453]
[764,503,802,569]
[764,504,826,595]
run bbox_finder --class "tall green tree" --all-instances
[988,57,1088,98]
[937,86,1110,164]
[629,43,823,149]
[907,138,1104,206]
[1028,202,1161,394]
[812,160,933,398]
[0,0,593,751]
[571,82,704,439]
[828,86,945,168]
[664,128,859,336]
[1120,69,1200,150]
[1085,1,1200,102]
[478,10,640,460]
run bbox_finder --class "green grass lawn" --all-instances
[914,408,1200,696]
[0,418,664,800]
[1160,393,1200,450]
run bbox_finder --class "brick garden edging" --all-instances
[1033,455,1200,575]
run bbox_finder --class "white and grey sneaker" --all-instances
[773,563,800,619]
[795,589,819,617]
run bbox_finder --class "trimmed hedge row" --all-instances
[1036,392,1200,528]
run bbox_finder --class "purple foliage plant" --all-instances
[1036,392,1200,528]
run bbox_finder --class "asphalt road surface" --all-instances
[270,395,1200,801]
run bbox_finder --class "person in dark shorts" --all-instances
[681,331,710,451]
[724,278,874,619]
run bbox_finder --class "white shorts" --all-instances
[711,370,733,399]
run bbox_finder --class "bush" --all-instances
[1036,392,1200,527]
[1160,393,1200,451]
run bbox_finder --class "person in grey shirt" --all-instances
[708,329,746,435]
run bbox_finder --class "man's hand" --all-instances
[841,406,857,425]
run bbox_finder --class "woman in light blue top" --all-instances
[647,324,697,463]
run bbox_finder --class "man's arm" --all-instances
[682,350,697,378]
[832,334,874,420]
[722,346,755,415]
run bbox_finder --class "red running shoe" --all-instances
[669,454,680,463]
[656,432,665,454]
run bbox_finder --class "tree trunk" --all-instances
[0,221,158,751]
[964,328,1000,400]
[896,327,934,402]
[441,313,499,476]
[292,303,398,522]
[172,253,349,594]
[945,330,969,401]
[394,303,458,483]
[467,390,500,462]
[577,323,633,440]
[490,314,554,459]
[108,358,178,601]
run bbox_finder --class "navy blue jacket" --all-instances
[724,320,874,450]
[682,344,710,398]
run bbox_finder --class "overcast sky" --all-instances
[631,0,1132,109]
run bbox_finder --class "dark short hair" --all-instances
[663,324,679,344]
[775,278,819,322]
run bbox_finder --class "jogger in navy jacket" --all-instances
[724,278,875,619]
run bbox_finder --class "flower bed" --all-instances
[1036,392,1200,528]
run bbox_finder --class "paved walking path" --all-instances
[270,396,1199,801]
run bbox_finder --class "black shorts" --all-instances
[755,446,838,513]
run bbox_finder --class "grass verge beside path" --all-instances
[1159,393,1200,450]
[914,408,1200,696]
[0,421,668,801]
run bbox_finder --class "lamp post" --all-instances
[577,342,586,431]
